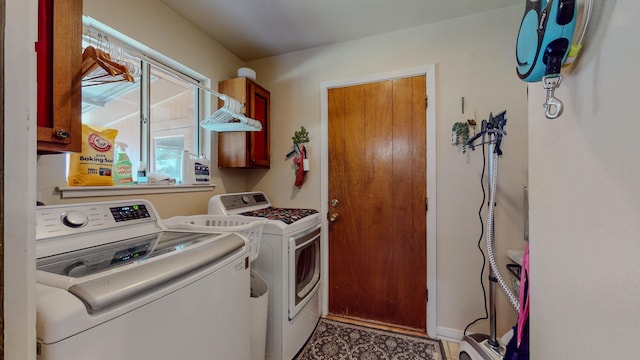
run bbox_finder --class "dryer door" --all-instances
[288,225,321,319]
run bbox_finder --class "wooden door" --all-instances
[328,75,427,331]
[1,0,4,351]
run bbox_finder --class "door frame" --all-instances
[320,64,437,336]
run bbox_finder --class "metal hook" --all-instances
[542,75,564,119]
[544,94,563,119]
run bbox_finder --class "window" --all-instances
[154,135,185,181]
[80,17,207,184]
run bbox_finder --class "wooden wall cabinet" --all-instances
[36,0,82,153]
[217,77,270,168]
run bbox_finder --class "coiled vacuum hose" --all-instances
[487,152,520,313]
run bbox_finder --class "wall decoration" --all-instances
[286,126,310,188]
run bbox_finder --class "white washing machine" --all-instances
[35,199,251,360]
[209,192,321,360]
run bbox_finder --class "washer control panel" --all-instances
[36,200,156,241]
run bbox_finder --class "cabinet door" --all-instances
[248,81,270,168]
[36,0,82,153]
[217,78,270,168]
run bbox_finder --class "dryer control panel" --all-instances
[209,191,271,214]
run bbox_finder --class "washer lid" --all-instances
[38,232,245,313]
[37,231,219,278]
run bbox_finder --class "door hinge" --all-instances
[426,289,429,302]
[425,95,428,109]
[425,197,428,212]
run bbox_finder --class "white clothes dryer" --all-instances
[209,192,321,360]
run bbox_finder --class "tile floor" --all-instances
[442,340,460,360]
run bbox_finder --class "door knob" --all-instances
[329,212,340,222]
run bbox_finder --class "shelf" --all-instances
[56,184,216,199]
[507,249,525,265]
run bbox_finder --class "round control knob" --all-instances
[61,210,89,228]
[241,195,251,204]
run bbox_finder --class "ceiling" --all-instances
[161,0,521,61]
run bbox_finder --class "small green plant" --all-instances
[452,122,470,153]
[292,126,310,144]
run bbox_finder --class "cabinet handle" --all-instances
[55,129,71,140]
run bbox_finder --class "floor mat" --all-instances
[295,318,446,360]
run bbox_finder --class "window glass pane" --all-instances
[149,64,197,183]
[81,57,142,173]
[154,135,184,181]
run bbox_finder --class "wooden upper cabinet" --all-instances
[217,77,270,169]
[36,0,82,153]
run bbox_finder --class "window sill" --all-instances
[56,184,216,199]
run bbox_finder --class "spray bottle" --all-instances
[113,142,134,185]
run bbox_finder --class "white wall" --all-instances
[247,5,529,337]
[529,1,640,358]
[4,0,38,358]
[36,0,249,213]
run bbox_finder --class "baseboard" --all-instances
[436,326,464,342]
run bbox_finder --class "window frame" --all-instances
[82,16,211,181]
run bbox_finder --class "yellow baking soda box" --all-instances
[67,125,118,186]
